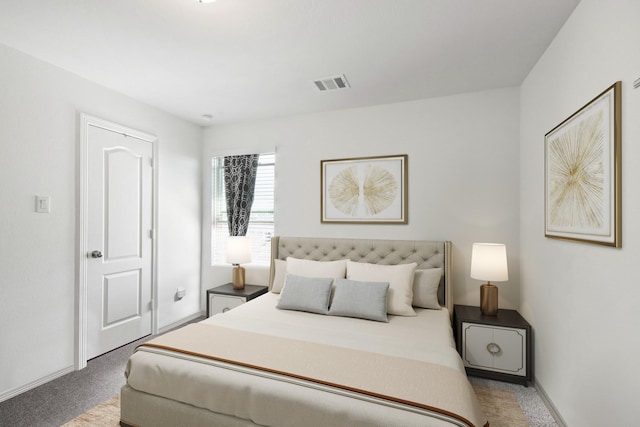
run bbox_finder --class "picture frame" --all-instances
[321,154,407,224]
[544,81,621,247]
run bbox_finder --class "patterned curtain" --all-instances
[224,154,259,236]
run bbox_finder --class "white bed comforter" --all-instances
[125,293,479,427]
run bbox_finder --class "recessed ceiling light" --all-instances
[196,0,216,3]
[201,114,213,122]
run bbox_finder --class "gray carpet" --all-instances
[1,323,556,427]
[0,335,152,427]
[0,316,205,427]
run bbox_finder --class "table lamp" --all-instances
[226,236,252,289]
[470,243,508,316]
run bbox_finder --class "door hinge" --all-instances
[149,229,155,239]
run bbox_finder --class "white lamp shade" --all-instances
[226,236,252,264]
[470,243,508,282]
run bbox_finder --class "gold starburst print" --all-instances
[329,165,398,217]
[328,166,360,216]
[548,110,605,229]
[363,165,397,215]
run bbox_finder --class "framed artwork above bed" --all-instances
[544,81,621,247]
[320,154,407,224]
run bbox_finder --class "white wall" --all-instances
[0,43,202,400]
[202,88,521,312]
[520,1,640,425]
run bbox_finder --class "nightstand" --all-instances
[453,304,532,385]
[206,283,268,317]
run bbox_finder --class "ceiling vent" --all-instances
[313,74,350,91]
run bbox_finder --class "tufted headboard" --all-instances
[269,236,452,313]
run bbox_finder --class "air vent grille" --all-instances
[314,74,350,91]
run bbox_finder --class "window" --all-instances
[212,153,275,265]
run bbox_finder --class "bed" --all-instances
[120,236,488,427]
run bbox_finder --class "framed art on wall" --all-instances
[321,154,407,224]
[544,81,621,247]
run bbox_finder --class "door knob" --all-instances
[90,250,103,258]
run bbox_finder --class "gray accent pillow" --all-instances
[328,278,390,322]
[277,274,333,314]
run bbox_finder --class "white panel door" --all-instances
[86,124,153,359]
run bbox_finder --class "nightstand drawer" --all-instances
[462,322,527,377]
[209,294,245,316]
[206,283,268,317]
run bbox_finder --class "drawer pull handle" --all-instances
[222,307,230,313]
[486,342,501,355]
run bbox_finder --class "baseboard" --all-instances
[534,378,568,427]
[158,311,205,334]
[0,365,74,403]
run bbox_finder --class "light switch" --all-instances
[35,196,51,213]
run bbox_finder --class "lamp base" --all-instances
[232,265,245,290]
[480,283,498,316]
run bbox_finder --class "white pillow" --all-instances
[286,257,347,279]
[412,268,443,309]
[270,259,288,293]
[346,261,417,316]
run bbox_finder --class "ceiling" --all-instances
[0,0,580,126]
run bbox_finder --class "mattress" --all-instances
[124,293,485,427]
